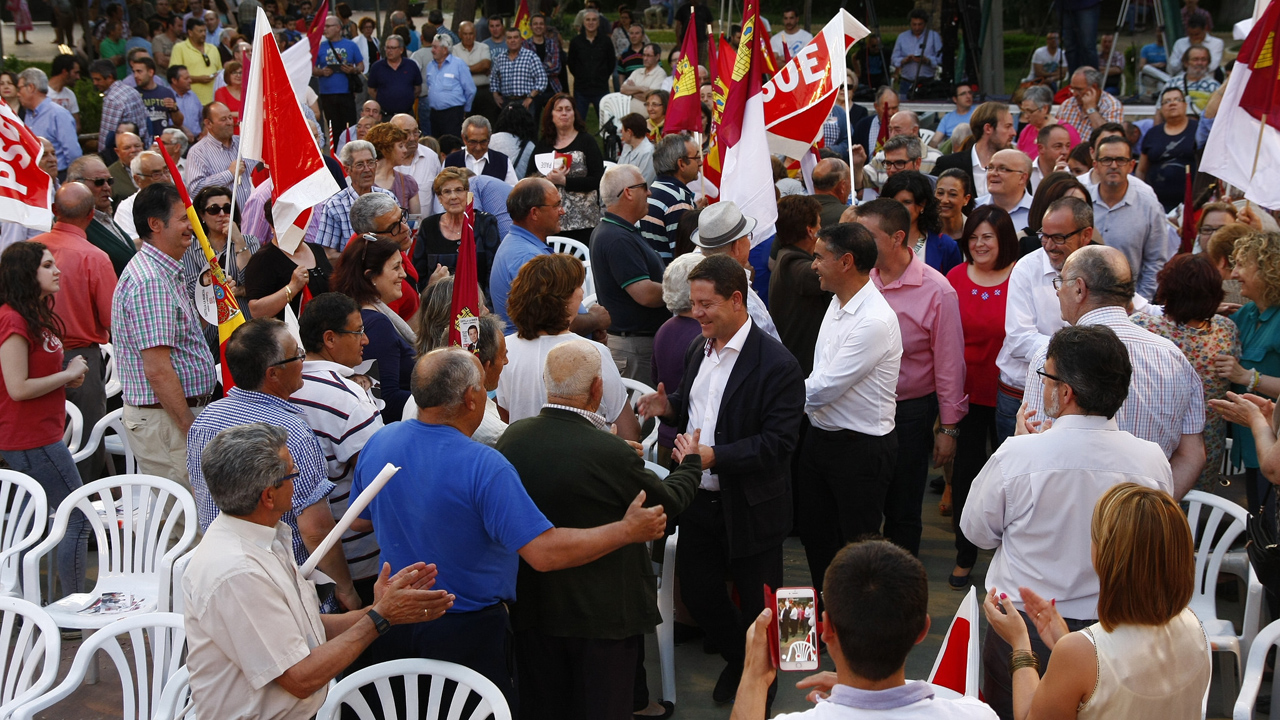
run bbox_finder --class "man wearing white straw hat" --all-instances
[692,201,782,342]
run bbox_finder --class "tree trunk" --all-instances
[382,0,410,36]
[1018,0,1054,34]
[453,0,477,30]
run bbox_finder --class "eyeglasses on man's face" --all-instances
[1038,227,1085,247]
[618,182,648,198]
[270,350,306,367]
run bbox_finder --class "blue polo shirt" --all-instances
[490,225,554,333]
[315,38,364,95]
[24,97,81,171]
[352,420,553,612]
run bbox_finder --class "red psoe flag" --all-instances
[449,193,482,351]
[717,0,778,244]
[307,0,330,64]
[0,102,52,233]
[665,14,703,135]
[241,7,342,253]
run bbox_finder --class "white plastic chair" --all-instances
[643,461,679,706]
[0,472,46,600]
[582,293,597,308]
[315,658,512,720]
[402,395,418,423]
[152,665,191,720]
[22,475,197,629]
[101,343,121,400]
[598,92,633,133]
[926,586,981,698]
[169,549,195,617]
[0,597,61,718]
[1234,618,1280,720]
[622,378,660,462]
[62,401,83,454]
[11,612,187,720]
[547,236,590,262]
[71,408,137,477]
[1184,489,1266,715]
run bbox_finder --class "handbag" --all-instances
[1246,486,1280,595]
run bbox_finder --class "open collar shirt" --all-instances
[99,80,153,156]
[35,222,114,348]
[975,190,1034,233]
[315,185,395,251]
[490,46,546,99]
[424,53,476,112]
[995,247,1064,390]
[187,134,253,211]
[959,413,1173,620]
[805,280,902,435]
[685,318,752,490]
[1022,306,1205,458]
[1090,181,1171,300]
[24,97,81,170]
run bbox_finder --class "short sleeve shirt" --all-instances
[589,213,671,334]
[139,84,179,137]
[0,306,65,450]
[316,38,364,94]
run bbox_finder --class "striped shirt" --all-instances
[111,243,218,407]
[1022,306,1205,458]
[639,175,694,263]
[186,135,254,212]
[314,185,396,251]
[186,387,336,565]
[292,360,385,581]
[98,80,152,159]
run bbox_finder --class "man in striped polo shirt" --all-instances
[292,293,386,607]
[640,134,699,263]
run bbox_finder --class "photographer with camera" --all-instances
[890,9,942,101]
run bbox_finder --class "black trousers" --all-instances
[515,631,638,720]
[321,92,358,149]
[64,345,105,482]
[430,105,466,140]
[676,489,783,668]
[882,394,939,557]
[982,614,1093,720]
[799,426,897,597]
[950,403,997,570]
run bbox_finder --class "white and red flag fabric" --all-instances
[762,10,869,160]
[0,102,52,233]
[241,7,342,252]
[928,587,981,697]
[718,0,777,245]
[449,193,483,350]
[1201,0,1280,209]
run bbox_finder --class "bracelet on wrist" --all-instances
[1009,649,1039,675]
[284,285,293,303]
[1249,369,1262,392]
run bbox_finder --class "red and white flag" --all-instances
[1201,0,1280,209]
[762,10,868,160]
[928,587,980,697]
[241,7,342,252]
[0,102,52,233]
[718,0,777,245]
[449,193,482,350]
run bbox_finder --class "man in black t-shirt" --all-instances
[590,165,670,382]
[674,0,713,64]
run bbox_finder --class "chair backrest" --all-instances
[62,401,83,453]
[0,597,60,718]
[71,408,137,475]
[316,658,512,720]
[599,92,632,130]
[547,236,590,262]
[101,343,122,400]
[621,378,660,459]
[152,665,191,720]
[23,475,197,609]
[1184,490,1248,625]
[11,612,187,720]
[0,472,46,598]
[402,396,418,423]
[928,586,980,698]
[169,549,196,617]
[1234,618,1280,719]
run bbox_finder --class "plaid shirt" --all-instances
[1022,306,1205,458]
[111,243,218,407]
[1057,92,1124,142]
[524,37,562,93]
[99,80,152,157]
[639,175,695,263]
[186,387,336,565]
[187,135,253,212]
[490,46,547,99]
[314,185,396,251]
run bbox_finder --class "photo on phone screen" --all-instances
[776,586,819,671]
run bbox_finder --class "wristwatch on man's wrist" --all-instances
[367,609,391,635]
[938,427,960,439]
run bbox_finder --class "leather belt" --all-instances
[136,395,212,409]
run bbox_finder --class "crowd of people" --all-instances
[0,1,1271,719]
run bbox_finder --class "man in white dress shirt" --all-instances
[961,323,1173,720]
[799,222,902,598]
[993,197,1093,443]
[114,150,172,239]
[974,149,1034,231]
[390,113,441,214]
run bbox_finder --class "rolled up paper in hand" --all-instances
[301,463,399,579]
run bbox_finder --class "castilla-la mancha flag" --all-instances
[1201,0,1280,208]
[241,7,342,252]
[665,14,703,135]
[718,0,777,245]
[0,102,52,233]
[762,10,869,160]
[514,0,533,40]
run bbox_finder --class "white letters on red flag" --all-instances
[0,102,52,232]
[762,10,868,160]
[241,7,341,252]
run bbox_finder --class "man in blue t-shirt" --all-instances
[132,57,181,138]
[932,83,974,147]
[351,348,667,709]
[313,14,365,148]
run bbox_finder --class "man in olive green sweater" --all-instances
[497,339,703,720]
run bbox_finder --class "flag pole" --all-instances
[697,132,705,204]
[1247,113,1267,215]
[844,71,854,177]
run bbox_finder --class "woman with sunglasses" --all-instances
[414,167,501,296]
[182,186,259,311]
[243,197,334,321]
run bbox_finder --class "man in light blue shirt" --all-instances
[890,9,942,99]
[933,83,973,146]
[17,68,82,175]
[167,65,205,141]
[423,34,476,140]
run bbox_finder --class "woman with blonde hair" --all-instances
[365,122,422,217]
[985,483,1209,720]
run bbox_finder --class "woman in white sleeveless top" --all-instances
[984,483,1211,720]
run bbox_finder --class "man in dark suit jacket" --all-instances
[443,115,519,184]
[638,254,806,704]
[930,100,1017,199]
[498,339,701,719]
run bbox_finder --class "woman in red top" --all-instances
[944,205,1019,590]
[0,243,90,596]
[213,61,244,134]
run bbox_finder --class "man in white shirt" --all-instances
[1087,135,1170,299]
[444,115,519,185]
[617,112,656,182]
[930,101,1016,197]
[1075,122,1160,204]
[962,323,1173,720]
[114,150,172,240]
[182,423,453,720]
[732,540,997,720]
[453,21,497,121]
[770,9,813,66]
[48,55,81,132]
[1167,15,1224,75]
[1023,32,1068,87]
[799,222,902,598]
[994,197,1093,443]
[1030,124,1072,191]
[974,149,1034,230]
[621,43,667,115]
[335,100,382,154]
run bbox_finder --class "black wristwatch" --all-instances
[367,608,391,635]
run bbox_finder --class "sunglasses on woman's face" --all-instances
[203,203,232,215]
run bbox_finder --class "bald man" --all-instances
[975,149,1034,230]
[108,131,143,207]
[810,158,852,229]
[390,112,441,213]
[34,182,118,480]
[335,99,384,153]
[865,111,943,191]
[115,150,173,239]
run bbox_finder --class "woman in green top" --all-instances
[1213,231,1280,519]
[100,21,129,79]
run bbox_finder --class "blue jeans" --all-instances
[2,442,89,598]
[575,91,606,126]
[1061,4,1100,71]
[416,98,432,139]
[995,387,1021,448]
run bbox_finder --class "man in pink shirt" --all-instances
[852,198,968,556]
[32,183,117,481]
